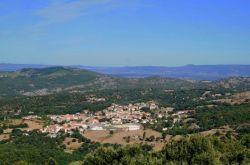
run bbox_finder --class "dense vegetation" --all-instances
[0,87,227,118]
[193,103,250,130]
[1,67,250,164]
[83,134,250,165]
[0,131,80,165]
[0,93,112,118]
[0,129,107,165]
[1,133,249,165]
[1,66,250,97]
[0,67,100,96]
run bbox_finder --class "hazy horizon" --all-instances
[1,63,250,68]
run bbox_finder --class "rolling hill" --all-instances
[0,67,101,96]
[1,64,250,80]
[0,66,250,97]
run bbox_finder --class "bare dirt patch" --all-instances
[83,129,170,151]
[212,91,250,104]
[2,119,44,133]
[3,128,12,134]
[232,91,250,103]
[200,126,236,137]
[0,134,10,141]
[63,137,82,150]
[22,119,44,131]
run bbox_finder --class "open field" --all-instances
[232,91,250,103]
[0,134,9,141]
[1,119,44,140]
[200,126,236,137]
[22,119,44,131]
[83,129,171,151]
[212,91,250,104]
[13,119,43,130]
[3,128,12,134]
[63,137,83,150]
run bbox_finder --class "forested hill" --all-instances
[0,66,250,97]
[1,64,250,80]
[0,67,101,96]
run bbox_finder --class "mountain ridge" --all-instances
[1,63,250,80]
[0,66,250,97]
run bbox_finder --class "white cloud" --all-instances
[23,0,143,33]
[34,0,142,26]
[38,0,112,24]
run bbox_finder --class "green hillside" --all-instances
[0,67,100,96]
[1,66,250,99]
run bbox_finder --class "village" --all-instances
[8,91,236,140]
[33,102,157,137]
[0,96,241,151]
[20,101,189,138]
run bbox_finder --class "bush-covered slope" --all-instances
[0,67,100,95]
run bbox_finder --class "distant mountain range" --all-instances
[0,66,250,96]
[1,63,250,80]
[0,63,49,71]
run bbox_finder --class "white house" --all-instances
[125,123,141,131]
[89,124,104,131]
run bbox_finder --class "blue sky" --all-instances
[0,0,250,66]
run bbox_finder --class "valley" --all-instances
[0,67,250,164]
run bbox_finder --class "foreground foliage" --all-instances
[2,133,249,165]
[82,135,250,165]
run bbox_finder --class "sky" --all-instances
[0,0,250,66]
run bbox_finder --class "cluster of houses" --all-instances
[40,116,142,137]
[102,103,156,124]
[86,95,106,103]
[25,102,159,137]
[22,115,41,120]
[21,101,199,137]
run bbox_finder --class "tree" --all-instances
[147,136,155,142]
[109,130,114,135]
[162,135,220,165]
[46,157,58,165]
[0,127,3,134]
[11,129,23,138]
[126,136,131,143]
[162,132,167,140]
[220,139,247,165]
[143,131,146,140]
[83,145,163,165]
[240,134,250,149]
